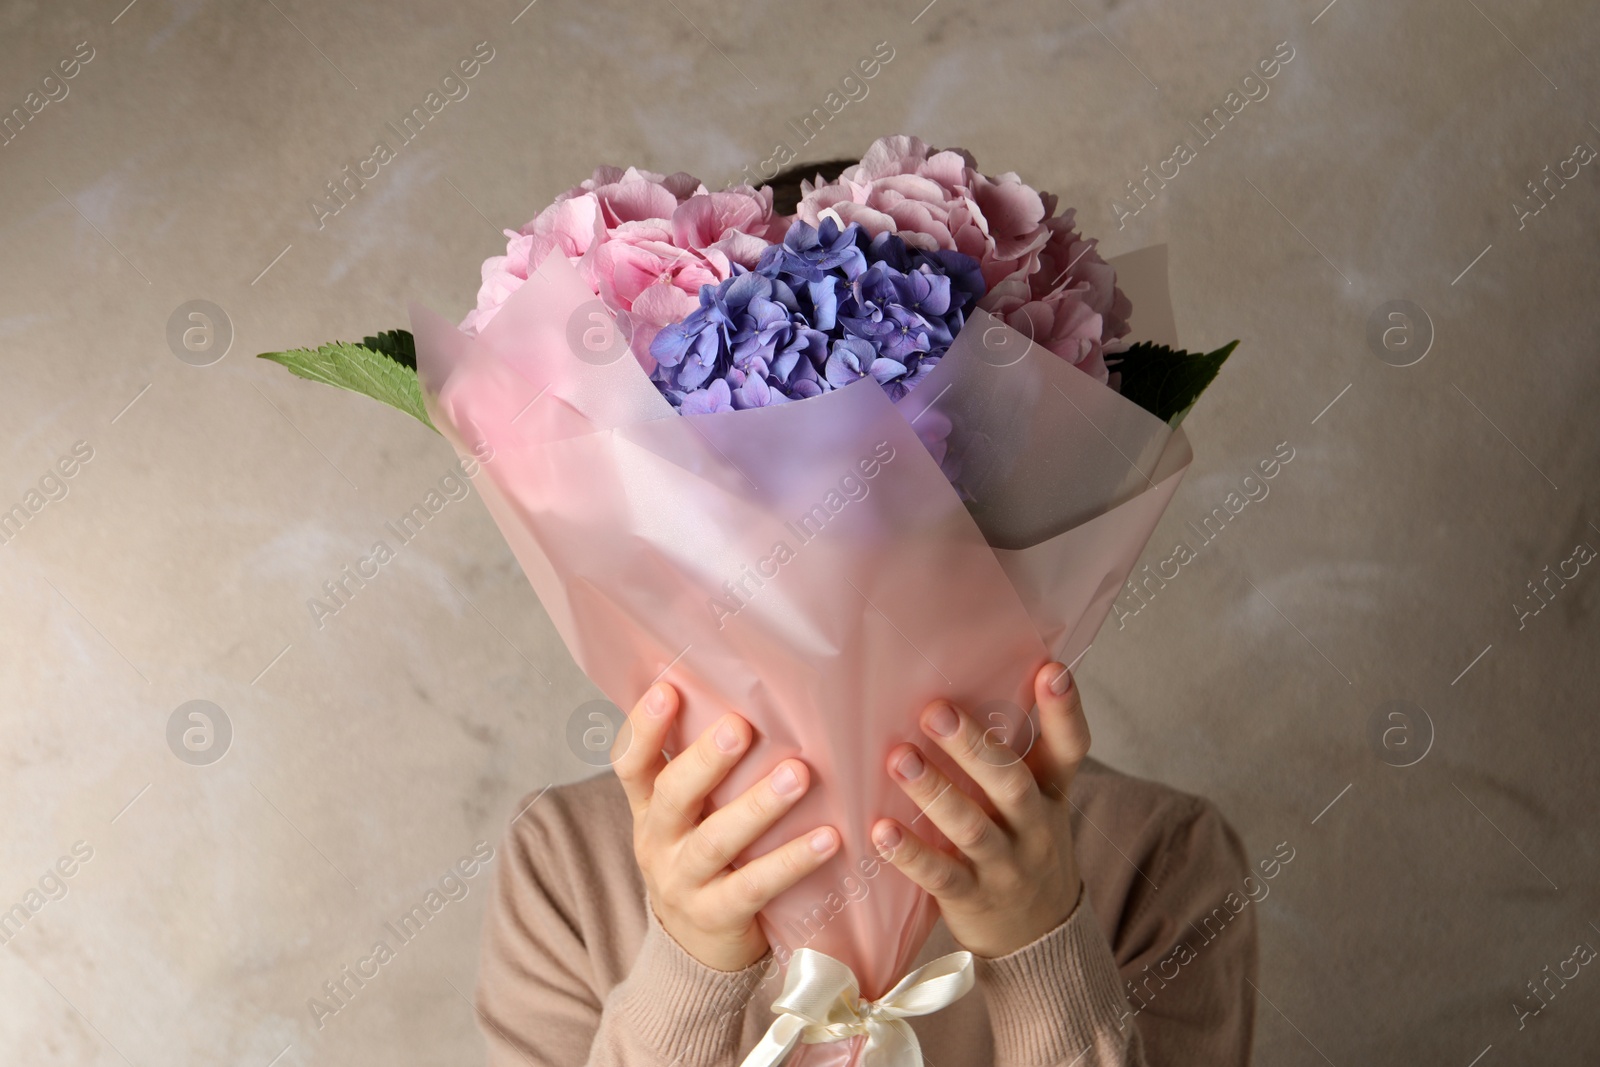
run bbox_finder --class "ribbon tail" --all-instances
[738,1011,809,1067]
[863,1018,923,1067]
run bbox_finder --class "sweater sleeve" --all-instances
[589,897,774,1066]
[972,797,1258,1066]
[974,882,1144,1066]
[475,800,772,1067]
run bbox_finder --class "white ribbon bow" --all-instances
[738,948,976,1067]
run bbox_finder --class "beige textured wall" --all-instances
[2,0,1597,1063]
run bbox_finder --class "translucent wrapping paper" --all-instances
[413,245,1190,1066]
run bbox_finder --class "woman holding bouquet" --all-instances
[259,139,1255,1064]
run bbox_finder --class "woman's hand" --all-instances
[612,681,841,972]
[871,662,1090,959]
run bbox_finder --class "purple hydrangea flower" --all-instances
[650,219,984,412]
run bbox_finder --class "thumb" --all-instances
[1024,662,1091,795]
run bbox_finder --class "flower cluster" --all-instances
[797,135,1130,384]
[460,166,788,367]
[649,219,984,413]
[461,136,1133,409]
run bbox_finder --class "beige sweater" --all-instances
[474,758,1258,1066]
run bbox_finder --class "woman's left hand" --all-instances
[871,661,1091,959]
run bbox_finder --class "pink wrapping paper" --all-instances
[413,246,1191,1065]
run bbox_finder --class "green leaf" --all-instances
[1111,339,1238,426]
[361,329,417,370]
[258,335,436,432]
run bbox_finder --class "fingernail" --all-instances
[714,719,742,753]
[875,824,902,852]
[895,749,925,780]
[1049,665,1072,696]
[926,702,959,738]
[771,764,802,797]
[809,829,836,854]
[645,683,672,717]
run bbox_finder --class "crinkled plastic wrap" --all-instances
[412,246,1190,1065]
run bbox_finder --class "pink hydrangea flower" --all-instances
[460,167,788,368]
[796,136,1129,382]
[981,209,1132,384]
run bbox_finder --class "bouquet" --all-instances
[261,135,1233,1067]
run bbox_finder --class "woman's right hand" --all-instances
[611,681,840,972]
